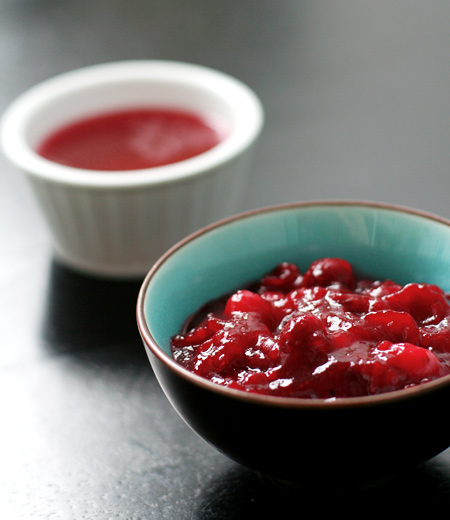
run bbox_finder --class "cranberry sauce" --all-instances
[37,108,223,171]
[171,258,450,399]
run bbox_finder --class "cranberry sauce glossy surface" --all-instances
[37,108,222,171]
[171,258,450,399]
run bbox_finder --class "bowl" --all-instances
[136,201,450,489]
[0,60,263,278]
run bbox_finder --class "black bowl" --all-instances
[137,201,450,488]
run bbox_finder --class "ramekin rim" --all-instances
[0,60,264,189]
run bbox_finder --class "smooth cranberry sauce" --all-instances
[37,108,223,171]
[171,258,450,399]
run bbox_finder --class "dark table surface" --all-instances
[2,1,450,518]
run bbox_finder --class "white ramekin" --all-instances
[1,60,264,277]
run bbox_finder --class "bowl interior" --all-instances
[143,202,450,357]
[26,80,232,152]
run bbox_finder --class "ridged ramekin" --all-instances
[1,60,264,277]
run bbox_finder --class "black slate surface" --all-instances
[2,2,450,518]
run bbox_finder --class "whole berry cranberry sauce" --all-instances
[171,258,450,399]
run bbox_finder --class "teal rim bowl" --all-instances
[137,200,450,487]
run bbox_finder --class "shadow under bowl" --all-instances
[136,200,450,489]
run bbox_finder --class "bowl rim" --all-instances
[0,60,264,189]
[136,199,450,409]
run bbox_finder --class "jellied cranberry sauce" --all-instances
[37,108,222,171]
[171,258,450,399]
